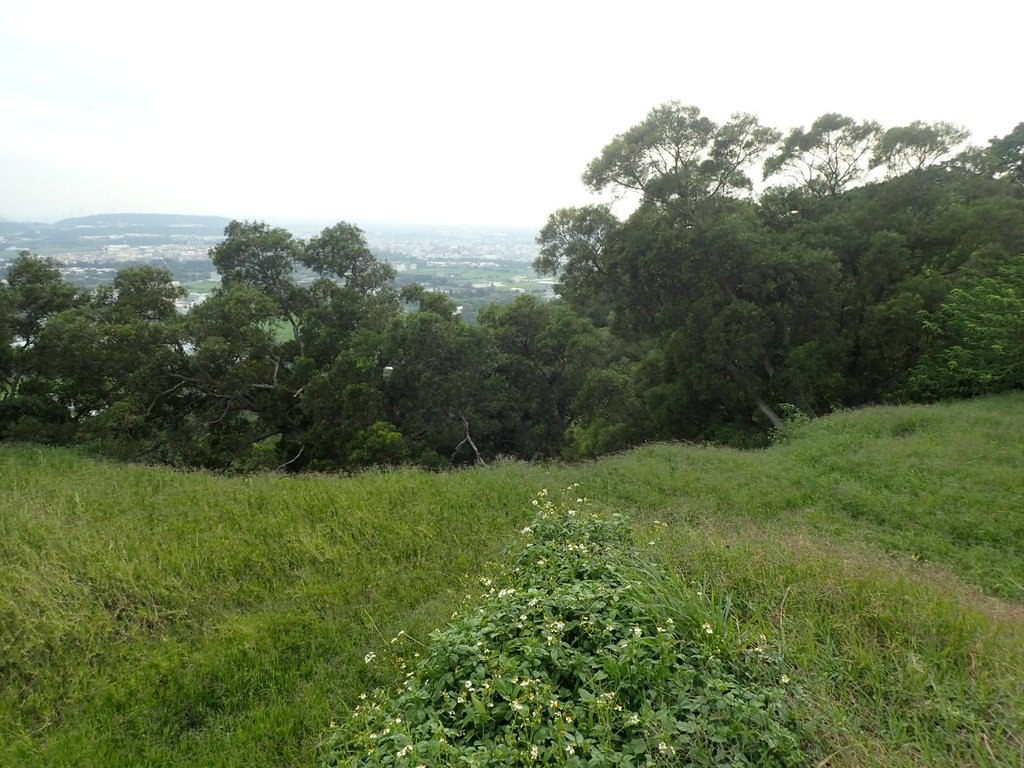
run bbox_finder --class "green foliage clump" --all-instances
[907,256,1024,399]
[322,490,809,767]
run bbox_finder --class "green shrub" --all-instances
[907,257,1024,400]
[322,489,811,767]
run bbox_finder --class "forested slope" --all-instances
[2,111,1022,471]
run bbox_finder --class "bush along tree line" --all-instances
[1,109,1022,471]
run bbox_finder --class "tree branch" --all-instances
[450,413,485,465]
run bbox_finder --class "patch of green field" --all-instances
[394,262,554,307]
[1,393,1022,766]
[0,458,536,766]
[183,280,222,292]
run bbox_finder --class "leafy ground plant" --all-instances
[321,488,812,766]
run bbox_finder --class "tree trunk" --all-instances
[722,360,784,431]
[450,413,485,465]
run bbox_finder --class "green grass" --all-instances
[0,459,535,766]
[183,280,222,292]
[1,393,1023,766]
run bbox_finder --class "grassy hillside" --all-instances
[1,393,1022,766]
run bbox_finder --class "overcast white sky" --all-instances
[1,0,1019,227]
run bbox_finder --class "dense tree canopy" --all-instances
[2,107,1022,470]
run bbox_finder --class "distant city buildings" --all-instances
[2,220,554,310]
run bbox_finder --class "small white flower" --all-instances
[702,623,713,635]
[363,651,377,664]
[781,674,790,684]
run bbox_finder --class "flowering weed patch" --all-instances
[322,489,810,766]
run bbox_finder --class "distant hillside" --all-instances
[52,212,232,231]
[0,213,232,251]
[0,219,47,234]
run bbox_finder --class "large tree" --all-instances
[582,102,779,223]
[0,253,78,393]
[32,267,185,426]
[764,113,883,197]
[871,121,969,178]
[479,295,617,459]
[533,205,619,324]
[73,220,402,469]
[381,309,506,466]
[210,220,301,309]
[987,122,1024,186]
[301,222,396,293]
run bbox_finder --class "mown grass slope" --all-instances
[1,393,1022,766]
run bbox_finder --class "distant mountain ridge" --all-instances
[52,213,232,229]
[0,213,232,251]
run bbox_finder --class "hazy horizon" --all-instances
[0,211,547,232]
[3,0,1020,227]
